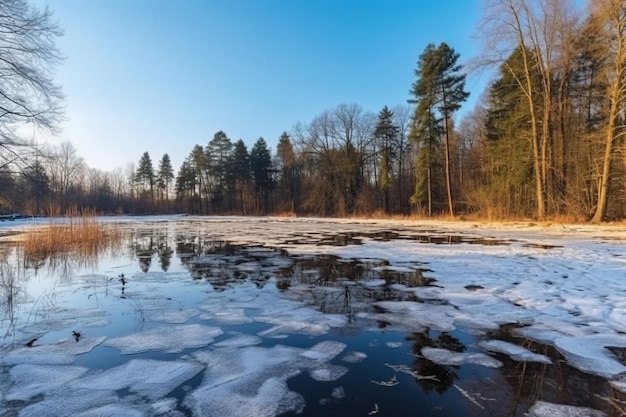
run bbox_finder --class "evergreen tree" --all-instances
[156,153,174,206]
[136,151,155,203]
[250,137,273,213]
[409,43,468,216]
[175,159,195,213]
[275,132,299,213]
[207,131,233,211]
[231,139,250,213]
[374,106,400,213]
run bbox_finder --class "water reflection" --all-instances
[1,225,624,416]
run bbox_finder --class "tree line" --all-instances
[2,0,626,221]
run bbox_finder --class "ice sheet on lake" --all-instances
[478,340,551,364]
[104,324,222,354]
[3,336,106,365]
[527,401,607,417]
[421,347,502,368]
[74,358,203,400]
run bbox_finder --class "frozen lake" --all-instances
[1,215,625,416]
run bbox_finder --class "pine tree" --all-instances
[156,153,174,206]
[250,137,273,213]
[231,139,250,213]
[409,43,468,216]
[136,152,155,204]
[374,106,400,213]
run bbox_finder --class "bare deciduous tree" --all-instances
[0,0,63,168]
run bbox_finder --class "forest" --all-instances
[1,0,626,222]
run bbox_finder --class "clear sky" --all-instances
[37,0,486,173]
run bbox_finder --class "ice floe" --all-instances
[3,336,106,365]
[342,351,367,363]
[421,347,503,368]
[478,339,552,364]
[104,324,222,354]
[309,364,348,381]
[527,400,607,417]
[74,358,203,400]
[6,364,89,401]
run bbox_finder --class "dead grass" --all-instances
[22,210,121,261]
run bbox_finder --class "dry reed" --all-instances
[22,210,121,261]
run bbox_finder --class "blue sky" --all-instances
[39,0,485,172]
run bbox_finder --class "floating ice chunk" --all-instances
[186,376,304,417]
[104,324,222,354]
[17,389,119,417]
[527,401,607,417]
[421,347,502,368]
[75,405,144,417]
[553,334,626,378]
[199,308,253,325]
[310,364,348,382]
[386,342,402,348]
[256,307,347,337]
[4,336,106,365]
[478,340,552,364]
[342,351,367,363]
[372,301,456,332]
[213,333,262,348]
[6,364,89,401]
[74,359,203,400]
[331,386,345,399]
[301,340,347,362]
[151,308,198,324]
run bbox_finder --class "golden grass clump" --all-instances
[22,211,121,261]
